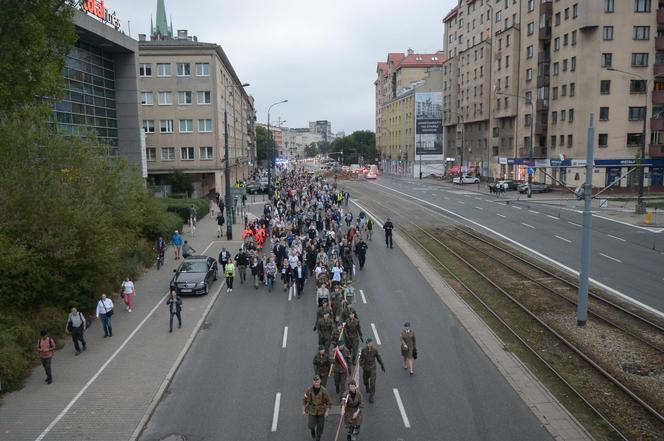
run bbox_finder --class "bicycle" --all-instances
[156,249,165,270]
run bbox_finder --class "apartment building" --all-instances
[437,0,664,188]
[375,50,446,175]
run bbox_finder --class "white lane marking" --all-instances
[600,253,623,263]
[393,389,411,428]
[201,241,216,254]
[282,326,288,348]
[608,234,626,242]
[512,206,522,210]
[360,186,664,319]
[555,235,572,243]
[484,199,493,203]
[371,323,382,345]
[496,213,507,218]
[522,223,535,229]
[592,213,664,233]
[457,201,465,205]
[528,210,540,214]
[568,221,581,227]
[36,289,175,440]
[546,215,559,220]
[271,392,281,432]
[474,197,483,201]
[475,206,484,210]
[360,289,367,304]
[288,285,292,302]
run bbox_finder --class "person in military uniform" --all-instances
[400,322,417,375]
[314,311,334,350]
[345,311,363,365]
[354,238,368,270]
[332,340,351,394]
[340,300,358,324]
[313,345,332,387]
[302,375,331,441]
[342,380,364,441]
[359,337,385,403]
[314,300,333,328]
[330,289,342,325]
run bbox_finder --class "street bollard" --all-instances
[645,212,652,225]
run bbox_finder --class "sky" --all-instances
[107,0,456,134]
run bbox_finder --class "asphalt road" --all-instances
[342,176,664,316]
[139,204,552,441]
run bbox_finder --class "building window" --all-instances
[198,119,213,132]
[598,134,608,147]
[496,10,503,23]
[197,91,211,104]
[157,63,171,77]
[528,0,534,12]
[146,147,156,161]
[552,87,558,99]
[600,107,610,120]
[143,120,155,133]
[526,68,533,81]
[552,111,557,125]
[178,91,192,105]
[570,83,575,97]
[527,22,534,35]
[573,3,578,18]
[525,91,533,103]
[631,53,649,66]
[633,26,650,40]
[604,0,615,12]
[551,135,557,148]
[565,8,570,19]
[139,63,152,77]
[555,12,561,26]
[560,135,565,146]
[563,59,568,71]
[180,147,195,160]
[161,147,175,160]
[603,26,614,40]
[554,37,560,51]
[562,84,567,96]
[158,91,172,105]
[160,119,173,133]
[572,30,577,45]
[506,35,511,47]
[569,109,574,123]
[179,119,193,133]
[567,134,573,147]
[601,53,612,68]
[630,80,647,93]
[553,62,560,75]
[141,91,153,105]
[527,45,534,58]
[634,0,651,12]
[627,133,644,146]
[176,63,191,76]
[600,80,611,94]
[561,110,567,121]
[195,63,210,76]
[628,106,646,120]
[505,55,510,68]
[200,146,213,160]
[564,33,569,46]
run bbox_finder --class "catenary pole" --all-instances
[577,113,595,327]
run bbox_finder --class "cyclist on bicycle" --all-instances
[156,236,166,258]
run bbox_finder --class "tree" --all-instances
[167,171,194,196]
[304,143,318,158]
[0,1,77,116]
[256,125,269,162]
[329,131,376,165]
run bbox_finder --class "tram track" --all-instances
[347,183,664,440]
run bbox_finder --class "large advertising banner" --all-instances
[415,92,443,156]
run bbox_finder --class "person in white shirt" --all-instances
[331,264,343,288]
[96,293,114,337]
[120,276,135,312]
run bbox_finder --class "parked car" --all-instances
[453,175,480,184]
[489,179,520,192]
[170,256,218,296]
[366,170,377,179]
[518,182,551,194]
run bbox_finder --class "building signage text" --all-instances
[80,0,121,30]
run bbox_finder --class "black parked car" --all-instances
[170,255,218,295]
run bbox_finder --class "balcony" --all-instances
[540,1,552,16]
[518,147,530,158]
[539,26,552,40]
[653,89,664,104]
[537,75,550,88]
[535,119,548,135]
[536,99,549,111]
[537,51,550,64]
[533,146,548,158]
[657,37,664,51]
[658,8,664,25]
[652,118,664,131]
[654,63,664,76]
[649,143,664,158]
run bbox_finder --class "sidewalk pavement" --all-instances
[0,215,245,441]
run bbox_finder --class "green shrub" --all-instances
[158,197,209,224]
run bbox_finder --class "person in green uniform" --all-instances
[359,338,385,403]
[345,311,363,365]
[313,345,332,387]
[315,311,334,350]
[400,322,417,375]
[342,380,364,441]
[302,375,331,441]
[332,341,351,394]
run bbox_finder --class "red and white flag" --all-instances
[335,347,349,372]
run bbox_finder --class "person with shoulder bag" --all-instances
[96,293,114,337]
[65,307,87,355]
[400,322,417,375]
[37,330,55,384]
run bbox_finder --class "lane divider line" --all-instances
[371,323,382,345]
[600,253,623,264]
[496,213,507,218]
[282,326,288,348]
[568,221,581,227]
[555,235,572,244]
[271,392,281,432]
[608,234,626,242]
[392,388,411,428]
[475,206,484,211]
[529,210,540,214]
[522,223,535,229]
[546,215,559,220]
[512,206,522,210]
[360,289,367,304]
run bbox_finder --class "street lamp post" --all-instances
[224,81,250,240]
[267,100,288,198]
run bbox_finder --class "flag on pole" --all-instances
[335,347,349,373]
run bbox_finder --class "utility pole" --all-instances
[577,113,595,327]
[266,100,288,198]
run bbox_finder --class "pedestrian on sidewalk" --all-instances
[120,276,135,312]
[224,260,235,293]
[65,307,87,355]
[96,293,114,337]
[400,322,417,375]
[383,217,394,248]
[37,330,55,384]
[366,218,373,241]
[216,212,225,239]
[171,230,183,259]
[302,375,331,441]
[166,290,182,332]
[209,198,217,218]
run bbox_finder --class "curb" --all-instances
[129,280,226,441]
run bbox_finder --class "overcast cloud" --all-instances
[108,0,456,134]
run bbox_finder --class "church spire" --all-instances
[151,0,172,40]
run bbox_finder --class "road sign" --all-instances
[599,199,608,208]
[527,168,535,175]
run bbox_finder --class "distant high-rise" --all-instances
[151,0,173,41]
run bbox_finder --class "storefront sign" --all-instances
[498,157,507,164]
[79,0,121,30]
